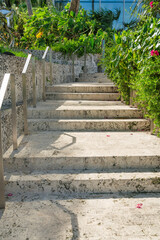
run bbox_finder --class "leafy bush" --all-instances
[0,11,14,45]
[0,44,27,57]
[13,5,115,55]
[104,2,160,132]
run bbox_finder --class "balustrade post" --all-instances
[32,57,36,108]
[0,111,5,209]
[11,74,18,150]
[22,73,28,135]
[150,119,154,134]
[102,39,105,72]
[42,60,46,101]
[50,49,53,85]
[84,46,87,75]
[130,89,133,106]
[72,54,75,81]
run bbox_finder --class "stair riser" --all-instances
[28,121,150,131]
[46,86,118,93]
[4,156,160,173]
[28,109,143,119]
[5,178,160,194]
[46,93,120,101]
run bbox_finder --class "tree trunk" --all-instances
[92,0,94,11]
[25,0,33,16]
[69,0,80,15]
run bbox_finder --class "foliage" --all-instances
[0,43,27,57]
[104,2,160,131]
[134,57,160,128]
[13,4,115,55]
[0,0,48,8]
[0,11,14,46]
[90,8,121,31]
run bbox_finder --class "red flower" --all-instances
[154,50,159,56]
[150,1,153,8]
[136,203,143,209]
[151,50,159,56]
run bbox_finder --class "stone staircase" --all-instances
[27,82,149,132]
[3,74,160,197]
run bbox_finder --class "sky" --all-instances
[55,0,137,29]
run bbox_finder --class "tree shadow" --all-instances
[0,209,4,219]
[54,201,80,240]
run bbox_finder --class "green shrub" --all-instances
[104,2,160,131]
[13,5,114,55]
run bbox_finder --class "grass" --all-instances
[0,44,28,58]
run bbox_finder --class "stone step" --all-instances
[46,84,118,93]
[33,100,124,106]
[28,105,143,119]
[4,132,160,172]
[78,73,113,83]
[5,171,160,194]
[28,119,150,131]
[46,92,120,101]
[4,156,160,173]
[1,192,160,240]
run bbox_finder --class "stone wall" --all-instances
[1,106,24,153]
[21,49,100,78]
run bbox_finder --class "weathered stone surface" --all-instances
[1,106,24,153]
[46,92,120,101]
[1,193,160,240]
[28,103,143,119]
[0,53,98,153]
[46,83,118,93]
[4,170,160,194]
[32,100,124,106]
[78,72,112,83]
[28,118,150,131]
[4,131,160,172]
[1,68,160,239]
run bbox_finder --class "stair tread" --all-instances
[28,118,148,122]
[49,82,115,86]
[4,132,160,159]
[46,92,119,94]
[29,100,124,106]
[5,171,160,181]
[28,104,140,111]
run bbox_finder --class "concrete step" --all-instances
[46,84,118,93]
[28,105,143,119]
[1,193,160,240]
[32,100,124,106]
[4,132,160,172]
[28,119,150,131]
[5,170,160,194]
[46,92,120,101]
[4,156,160,173]
[78,73,113,83]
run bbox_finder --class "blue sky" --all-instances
[55,0,137,29]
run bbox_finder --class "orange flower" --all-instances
[36,32,43,39]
